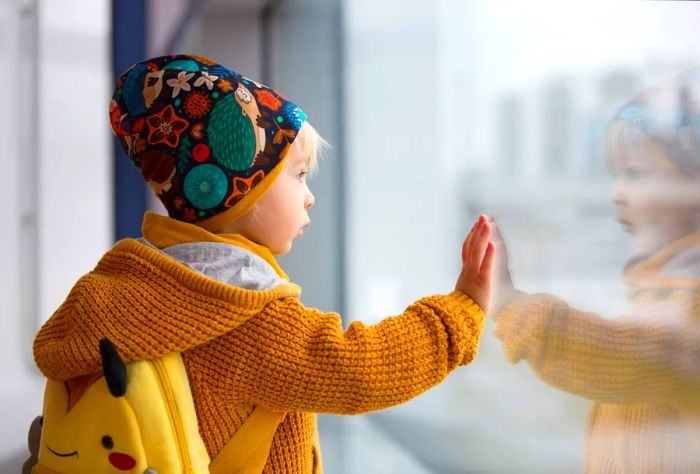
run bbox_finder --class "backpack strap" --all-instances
[209,406,286,474]
[311,422,324,474]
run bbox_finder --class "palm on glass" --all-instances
[489,216,518,315]
[456,215,495,314]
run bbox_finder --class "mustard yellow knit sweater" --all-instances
[495,232,700,473]
[33,239,485,473]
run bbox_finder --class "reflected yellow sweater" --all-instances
[34,216,485,473]
[495,232,700,474]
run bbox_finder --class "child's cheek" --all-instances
[627,184,667,212]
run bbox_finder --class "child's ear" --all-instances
[99,338,127,397]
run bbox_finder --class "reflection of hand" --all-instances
[455,215,495,315]
[489,216,519,316]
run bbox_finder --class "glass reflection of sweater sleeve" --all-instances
[494,292,700,405]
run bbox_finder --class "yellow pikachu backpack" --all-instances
[30,338,285,474]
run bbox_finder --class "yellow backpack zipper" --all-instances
[150,358,193,473]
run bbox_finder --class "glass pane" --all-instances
[345,0,700,471]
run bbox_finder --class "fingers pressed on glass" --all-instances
[470,221,491,270]
[481,241,496,280]
[463,216,483,261]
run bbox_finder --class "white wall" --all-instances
[0,0,112,469]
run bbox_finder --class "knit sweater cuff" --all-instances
[447,290,481,312]
[443,291,485,366]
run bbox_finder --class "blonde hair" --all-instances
[296,121,330,175]
[605,120,678,174]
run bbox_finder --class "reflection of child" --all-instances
[492,80,700,473]
[31,54,495,473]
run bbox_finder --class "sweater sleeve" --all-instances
[494,292,700,405]
[198,291,484,414]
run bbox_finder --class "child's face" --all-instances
[609,139,699,254]
[233,138,315,255]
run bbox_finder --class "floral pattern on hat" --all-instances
[111,54,307,225]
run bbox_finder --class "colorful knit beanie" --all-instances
[110,54,307,231]
[613,71,700,177]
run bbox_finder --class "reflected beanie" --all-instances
[110,54,307,231]
[613,71,700,177]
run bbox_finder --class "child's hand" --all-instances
[489,216,518,315]
[456,215,495,314]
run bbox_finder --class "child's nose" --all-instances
[611,183,626,205]
[305,190,315,209]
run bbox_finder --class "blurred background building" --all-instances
[2,0,700,472]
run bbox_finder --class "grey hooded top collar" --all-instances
[139,239,285,291]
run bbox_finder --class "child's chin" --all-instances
[273,241,293,255]
[631,233,660,254]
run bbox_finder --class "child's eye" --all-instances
[625,167,644,180]
[297,170,308,182]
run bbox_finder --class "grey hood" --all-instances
[140,239,285,291]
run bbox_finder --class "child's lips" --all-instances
[297,221,311,237]
[617,217,634,232]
